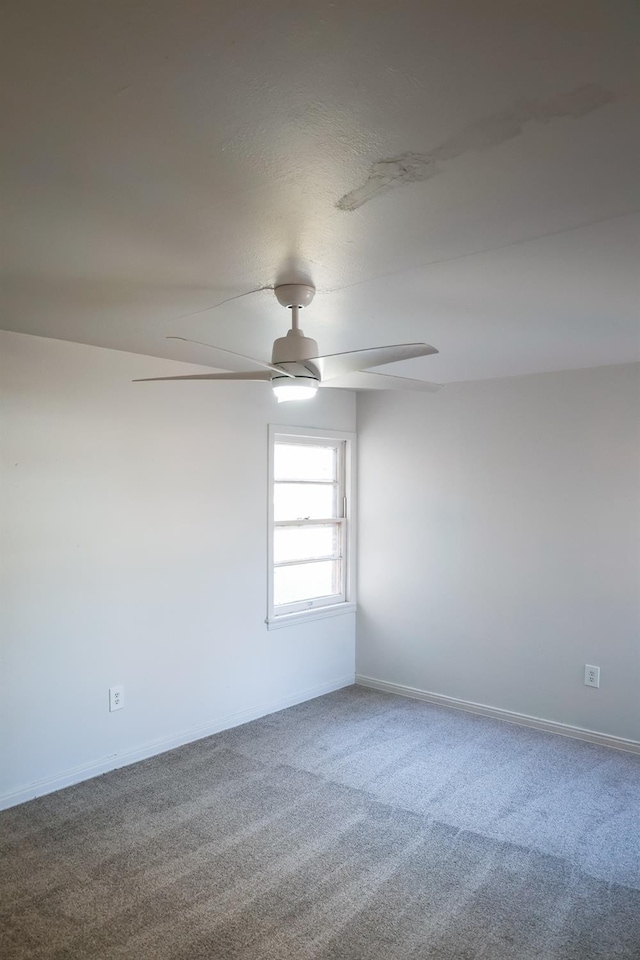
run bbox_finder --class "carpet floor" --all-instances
[1,686,639,959]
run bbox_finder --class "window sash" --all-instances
[274,439,339,483]
[273,515,344,609]
[274,519,343,568]
[273,558,344,608]
[273,482,340,522]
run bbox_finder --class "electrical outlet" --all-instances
[584,665,600,688]
[109,685,124,711]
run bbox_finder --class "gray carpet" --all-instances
[1,686,639,959]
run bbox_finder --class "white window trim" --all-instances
[266,424,357,629]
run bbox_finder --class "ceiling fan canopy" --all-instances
[134,283,439,399]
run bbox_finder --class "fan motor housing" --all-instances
[271,328,319,367]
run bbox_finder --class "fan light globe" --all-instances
[272,380,318,403]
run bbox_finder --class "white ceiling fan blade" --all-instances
[319,371,442,392]
[309,343,438,381]
[133,371,273,383]
[166,336,294,376]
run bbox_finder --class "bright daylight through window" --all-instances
[267,427,355,627]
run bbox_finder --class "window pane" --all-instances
[274,560,341,605]
[274,483,336,521]
[274,524,340,563]
[274,443,337,481]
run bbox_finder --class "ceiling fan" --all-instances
[134,283,439,401]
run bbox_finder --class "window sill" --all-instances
[266,601,357,630]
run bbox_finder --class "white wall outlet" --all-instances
[584,665,600,688]
[109,685,124,711]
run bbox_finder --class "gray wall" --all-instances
[0,331,356,806]
[357,363,640,741]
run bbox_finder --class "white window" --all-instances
[267,425,356,628]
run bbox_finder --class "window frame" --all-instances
[266,424,356,629]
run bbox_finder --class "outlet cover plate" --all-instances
[584,665,600,688]
[109,685,124,711]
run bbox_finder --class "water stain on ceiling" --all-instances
[337,84,617,211]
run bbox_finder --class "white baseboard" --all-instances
[356,675,640,755]
[0,674,354,812]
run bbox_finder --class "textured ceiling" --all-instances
[2,0,639,382]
